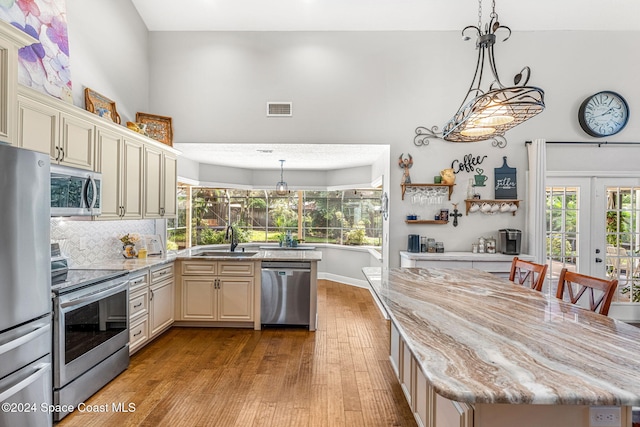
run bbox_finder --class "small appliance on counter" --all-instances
[499,229,522,255]
[408,234,420,253]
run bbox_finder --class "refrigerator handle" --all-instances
[0,363,50,402]
[0,323,50,356]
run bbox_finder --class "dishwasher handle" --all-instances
[261,268,311,273]
[261,261,312,270]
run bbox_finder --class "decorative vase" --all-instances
[123,244,137,259]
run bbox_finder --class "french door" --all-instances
[546,176,640,321]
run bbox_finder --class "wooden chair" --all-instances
[555,268,618,316]
[509,257,548,291]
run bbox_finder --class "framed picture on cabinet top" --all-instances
[84,88,121,124]
[135,112,173,146]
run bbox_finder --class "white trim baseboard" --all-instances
[318,272,369,288]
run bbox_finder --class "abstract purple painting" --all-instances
[0,0,72,101]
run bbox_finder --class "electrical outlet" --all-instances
[589,406,621,427]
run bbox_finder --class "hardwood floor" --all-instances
[58,280,416,426]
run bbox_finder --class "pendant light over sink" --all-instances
[414,0,545,148]
[275,159,288,195]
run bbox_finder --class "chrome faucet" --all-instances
[225,225,238,252]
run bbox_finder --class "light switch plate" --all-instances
[589,406,621,427]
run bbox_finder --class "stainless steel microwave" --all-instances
[50,164,102,216]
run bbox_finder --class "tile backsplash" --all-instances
[51,218,158,267]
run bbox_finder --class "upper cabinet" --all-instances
[95,126,144,220]
[15,86,179,220]
[59,112,95,170]
[17,90,95,170]
[0,21,37,145]
[144,145,177,219]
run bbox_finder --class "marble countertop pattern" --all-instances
[362,266,640,406]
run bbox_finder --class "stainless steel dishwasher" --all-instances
[261,261,311,328]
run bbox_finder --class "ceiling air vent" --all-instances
[267,102,292,117]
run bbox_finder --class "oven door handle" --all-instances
[60,281,128,310]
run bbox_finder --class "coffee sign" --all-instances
[494,156,517,199]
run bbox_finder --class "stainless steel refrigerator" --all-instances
[0,143,53,427]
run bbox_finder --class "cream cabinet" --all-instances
[128,270,150,355]
[391,319,473,427]
[17,92,94,170]
[144,145,177,218]
[58,112,95,170]
[0,21,36,145]
[179,260,255,323]
[149,263,175,338]
[15,85,179,219]
[95,127,144,220]
[16,94,58,156]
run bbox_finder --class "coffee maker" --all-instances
[407,234,420,253]
[499,229,522,255]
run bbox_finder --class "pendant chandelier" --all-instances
[275,159,288,195]
[416,0,544,147]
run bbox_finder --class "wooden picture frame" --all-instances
[84,88,121,124]
[135,112,173,146]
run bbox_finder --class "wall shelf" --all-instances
[405,219,449,225]
[465,199,520,216]
[401,183,455,201]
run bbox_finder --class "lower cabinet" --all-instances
[128,269,150,355]
[390,319,473,427]
[128,263,174,355]
[178,260,255,323]
[149,264,175,338]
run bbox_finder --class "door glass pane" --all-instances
[605,186,640,303]
[546,187,579,290]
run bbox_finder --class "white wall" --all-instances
[61,2,640,267]
[195,163,373,190]
[66,0,149,123]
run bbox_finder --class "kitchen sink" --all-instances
[194,251,258,258]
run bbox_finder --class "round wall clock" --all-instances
[578,91,630,137]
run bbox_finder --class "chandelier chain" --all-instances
[477,0,482,29]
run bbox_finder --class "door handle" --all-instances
[595,258,603,263]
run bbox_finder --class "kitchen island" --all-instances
[363,266,640,427]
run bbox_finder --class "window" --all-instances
[167,187,382,249]
[605,186,640,303]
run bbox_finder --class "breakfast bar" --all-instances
[363,266,640,427]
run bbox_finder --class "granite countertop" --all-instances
[74,246,322,272]
[175,247,322,262]
[363,266,640,406]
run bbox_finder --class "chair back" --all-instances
[556,268,618,316]
[509,257,548,291]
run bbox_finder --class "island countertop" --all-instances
[362,266,640,406]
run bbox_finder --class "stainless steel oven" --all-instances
[52,270,129,421]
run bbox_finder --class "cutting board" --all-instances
[494,156,517,199]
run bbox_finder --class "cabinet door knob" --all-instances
[595,258,603,263]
